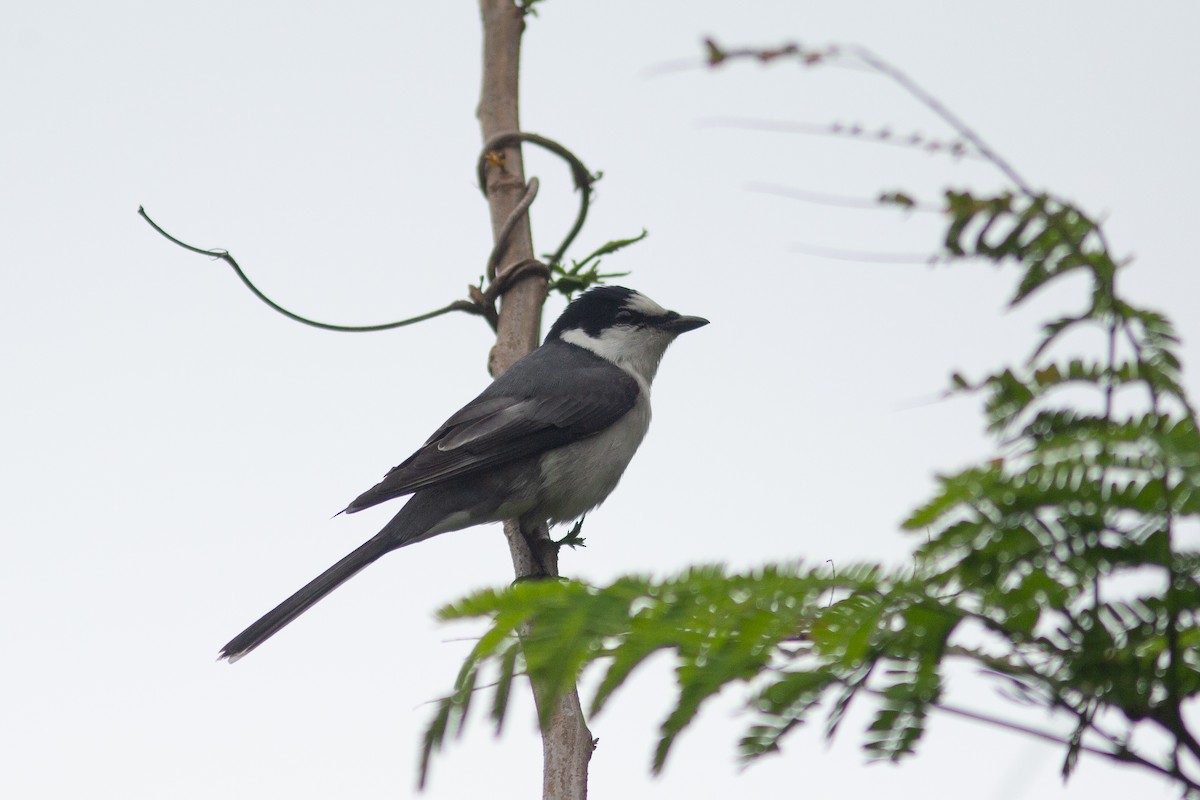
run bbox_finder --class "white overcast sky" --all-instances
[3,2,1198,798]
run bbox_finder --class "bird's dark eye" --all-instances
[615,309,635,324]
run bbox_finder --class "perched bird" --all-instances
[219,286,708,661]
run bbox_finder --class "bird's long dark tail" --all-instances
[219,488,470,661]
[218,532,393,662]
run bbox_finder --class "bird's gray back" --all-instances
[344,342,639,512]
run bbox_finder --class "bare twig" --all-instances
[645,38,868,78]
[924,699,1198,793]
[138,206,479,331]
[704,38,805,65]
[844,45,1032,194]
[790,242,943,265]
[747,181,940,213]
[699,116,982,161]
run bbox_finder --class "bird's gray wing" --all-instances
[343,344,638,513]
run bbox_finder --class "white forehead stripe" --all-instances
[623,292,668,317]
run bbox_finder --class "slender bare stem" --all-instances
[138,206,479,331]
[925,699,1195,790]
[476,3,593,798]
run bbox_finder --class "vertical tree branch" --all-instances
[478,2,545,379]
[476,2,593,798]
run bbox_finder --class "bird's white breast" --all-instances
[536,390,652,523]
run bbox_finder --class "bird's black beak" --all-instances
[661,313,710,334]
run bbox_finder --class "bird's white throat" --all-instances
[560,326,675,390]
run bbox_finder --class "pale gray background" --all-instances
[3,1,1197,798]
